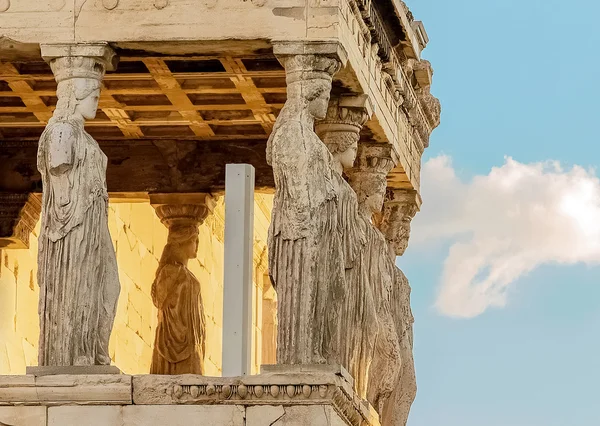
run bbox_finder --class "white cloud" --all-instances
[411,155,600,318]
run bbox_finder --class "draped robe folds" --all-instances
[365,225,403,411]
[382,267,417,426]
[335,176,378,399]
[37,120,120,366]
[151,264,206,375]
[268,120,346,365]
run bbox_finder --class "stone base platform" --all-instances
[0,366,380,426]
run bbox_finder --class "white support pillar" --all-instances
[222,164,255,376]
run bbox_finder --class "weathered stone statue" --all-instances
[149,197,213,375]
[266,53,346,365]
[37,53,120,366]
[377,189,420,426]
[315,95,376,398]
[348,143,402,414]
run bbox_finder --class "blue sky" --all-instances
[400,1,600,425]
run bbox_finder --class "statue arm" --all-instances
[47,123,76,175]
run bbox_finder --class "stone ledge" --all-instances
[0,374,132,406]
[0,368,380,426]
[133,368,379,426]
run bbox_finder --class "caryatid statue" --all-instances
[266,51,347,365]
[149,194,214,375]
[36,45,120,366]
[347,143,402,415]
[376,189,420,426]
[315,94,377,398]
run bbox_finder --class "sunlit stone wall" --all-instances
[0,195,274,375]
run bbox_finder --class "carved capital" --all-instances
[315,94,372,154]
[374,189,421,256]
[0,193,41,249]
[347,143,395,217]
[41,43,117,78]
[150,193,216,229]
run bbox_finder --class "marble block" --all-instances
[0,374,132,405]
[0,406,46,426]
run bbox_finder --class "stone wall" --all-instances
[0,194,274,375]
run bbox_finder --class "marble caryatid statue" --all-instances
[150,201,211,375]
[315,95,376,398]
[37,56,120,366]
[376,189,420,426]
[347,143,402,415]
[266,53,347,365]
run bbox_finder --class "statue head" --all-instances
[316,95,370,173]
[374,189,420,256]
[49,56,105,122]
[347,144,394,218]
[283,54,341,120]
[166,225,200,261]
[154,203,213,266]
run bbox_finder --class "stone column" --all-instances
[149,193,215,375]
[267,41,348,366]
[36,43,120,367]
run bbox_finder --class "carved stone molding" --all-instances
[0,374,132,406]
[40,43,118,73]
[133,366,379,426]
[0,193,41,249]
[374,188,421,256]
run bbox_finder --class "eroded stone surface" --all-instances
[0,374,132,405]
[0,406,46,426]
[36,44,120,367]
[47,406,122,426]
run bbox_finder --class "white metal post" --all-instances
[222,164,255,376]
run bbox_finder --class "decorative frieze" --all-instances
[133,366,379,426]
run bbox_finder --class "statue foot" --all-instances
[96,353,112,365]
[74,355,94,366]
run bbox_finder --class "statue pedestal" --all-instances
[0,366,380,426]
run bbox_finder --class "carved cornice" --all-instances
[347,1,440,148]
[0,193,41,249]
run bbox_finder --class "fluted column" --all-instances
[149,193,215,375]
